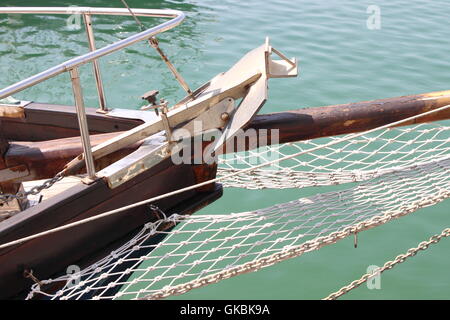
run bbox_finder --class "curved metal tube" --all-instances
[0,7,185,99]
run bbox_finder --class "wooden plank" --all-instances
[24,103,143,132]
[23,176,84,202]
[0,103,143,141]
[0,121,97,141]
[0,105,24,118]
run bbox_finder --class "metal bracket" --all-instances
[65,38,298,180]
[267,45,298,78]
[172,98,235,140]
[98,98,236,188]
[140,91,174,152]
[209,37,298,153]
[159,103,174,153]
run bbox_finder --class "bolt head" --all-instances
[221,112,230,121]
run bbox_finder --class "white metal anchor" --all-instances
[65,38,298,188]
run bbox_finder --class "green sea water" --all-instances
[0,0,449,299]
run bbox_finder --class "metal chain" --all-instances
[0,171,65,204]
[323,227,450,300]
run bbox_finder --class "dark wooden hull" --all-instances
[0,104,222,299]
[0,159,221,299]
[0,102,143,142]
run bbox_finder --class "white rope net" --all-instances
[217,122,450,189]
[27,121,450,300]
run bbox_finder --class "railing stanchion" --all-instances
[83,13,108,113]
[69,67,97,181]
[0,7,186,100]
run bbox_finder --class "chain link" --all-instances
[323,227,450,300]
[0,171,65,204]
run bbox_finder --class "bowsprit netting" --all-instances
[218,122,450,189]
[26,121,450,300]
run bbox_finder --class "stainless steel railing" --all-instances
[0,7,185,180]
